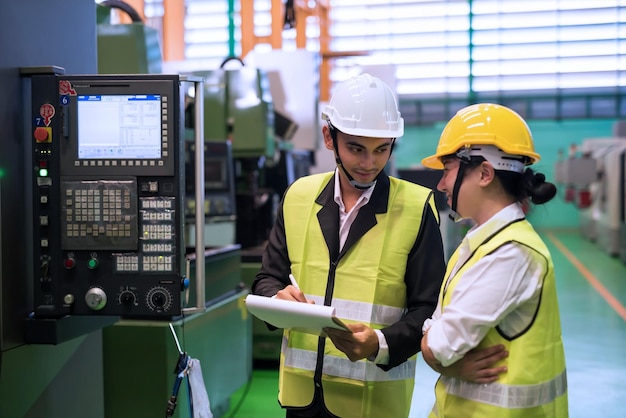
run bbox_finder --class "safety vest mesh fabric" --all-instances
[430,219,568,418]
[279,172,432,418]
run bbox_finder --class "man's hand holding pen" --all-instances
[275,273,378,361]
[275,274,313,304]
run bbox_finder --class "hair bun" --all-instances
[532,172,546,186]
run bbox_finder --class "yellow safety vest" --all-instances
[431,219,568,418]
[280,172,434,418]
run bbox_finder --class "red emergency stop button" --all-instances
[34,127,51,143]
[64,257,76,270]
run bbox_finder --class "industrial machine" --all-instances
[191,58,275,159]
[189,58,285,251]
[184,140,237,248]
[89,6,254,415]
[184,57,314,362]
[554,154,596,210]
[2,2,250,417]
[556,140,610,242]
[594,141,626,256]
[555,137,626,258]
[618,151,626,264]
[22,68,192,342]
[96,0,163,75]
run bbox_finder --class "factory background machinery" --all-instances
[554,122,626,264]
[96,2,253,417]
[0,2,251,417]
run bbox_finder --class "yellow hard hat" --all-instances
[421,103,540,170]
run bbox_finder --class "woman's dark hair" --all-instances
[467,156,557,205]
[501,168,557,205]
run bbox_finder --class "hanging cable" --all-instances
[284,0,296,29]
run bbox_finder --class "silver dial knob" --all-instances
[85,287,107,310]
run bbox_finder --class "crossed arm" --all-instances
[421,331,508,383]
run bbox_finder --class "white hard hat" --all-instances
[321,73,404,138]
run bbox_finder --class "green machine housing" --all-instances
[192,64,275,159]
[96,1,163,75]
[97,23,163,75]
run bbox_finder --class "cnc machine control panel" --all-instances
[27,73,186,319]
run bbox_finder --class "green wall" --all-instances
[395,118,617,229]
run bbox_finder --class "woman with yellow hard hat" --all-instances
[420,103,568,417]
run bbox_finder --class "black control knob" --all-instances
[151,292,166,307]
[119,291,136,306]
[146,286,173,312]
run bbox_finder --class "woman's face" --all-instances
[437,157,459,208]
[437,157,482,219]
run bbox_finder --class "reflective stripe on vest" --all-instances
[282,342,416,381]
[306,295,405,326]
[440,369,567,409]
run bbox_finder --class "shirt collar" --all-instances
[464,203,526,252]
[333,168,375,211]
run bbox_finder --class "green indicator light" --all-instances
[88,259,98,269]
[39,168,48,177]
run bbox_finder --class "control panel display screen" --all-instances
[28,74,185,320]
[77,95,162,160]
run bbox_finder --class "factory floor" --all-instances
[224,229,626,418]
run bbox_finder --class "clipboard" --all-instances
[244,294,352,336]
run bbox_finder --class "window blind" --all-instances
[179,0,625,121]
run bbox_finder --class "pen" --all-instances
[289,274,300,290]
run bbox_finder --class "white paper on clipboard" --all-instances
[244,294,352,336]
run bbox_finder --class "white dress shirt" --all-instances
[332,170,390,364]
[423,203,546,367]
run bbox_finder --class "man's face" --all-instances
[323,126,393,186]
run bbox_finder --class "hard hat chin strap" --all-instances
[447,144,527,221]
[342,164,375,190]
[332,137,376,190]
[448,160,468,222]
